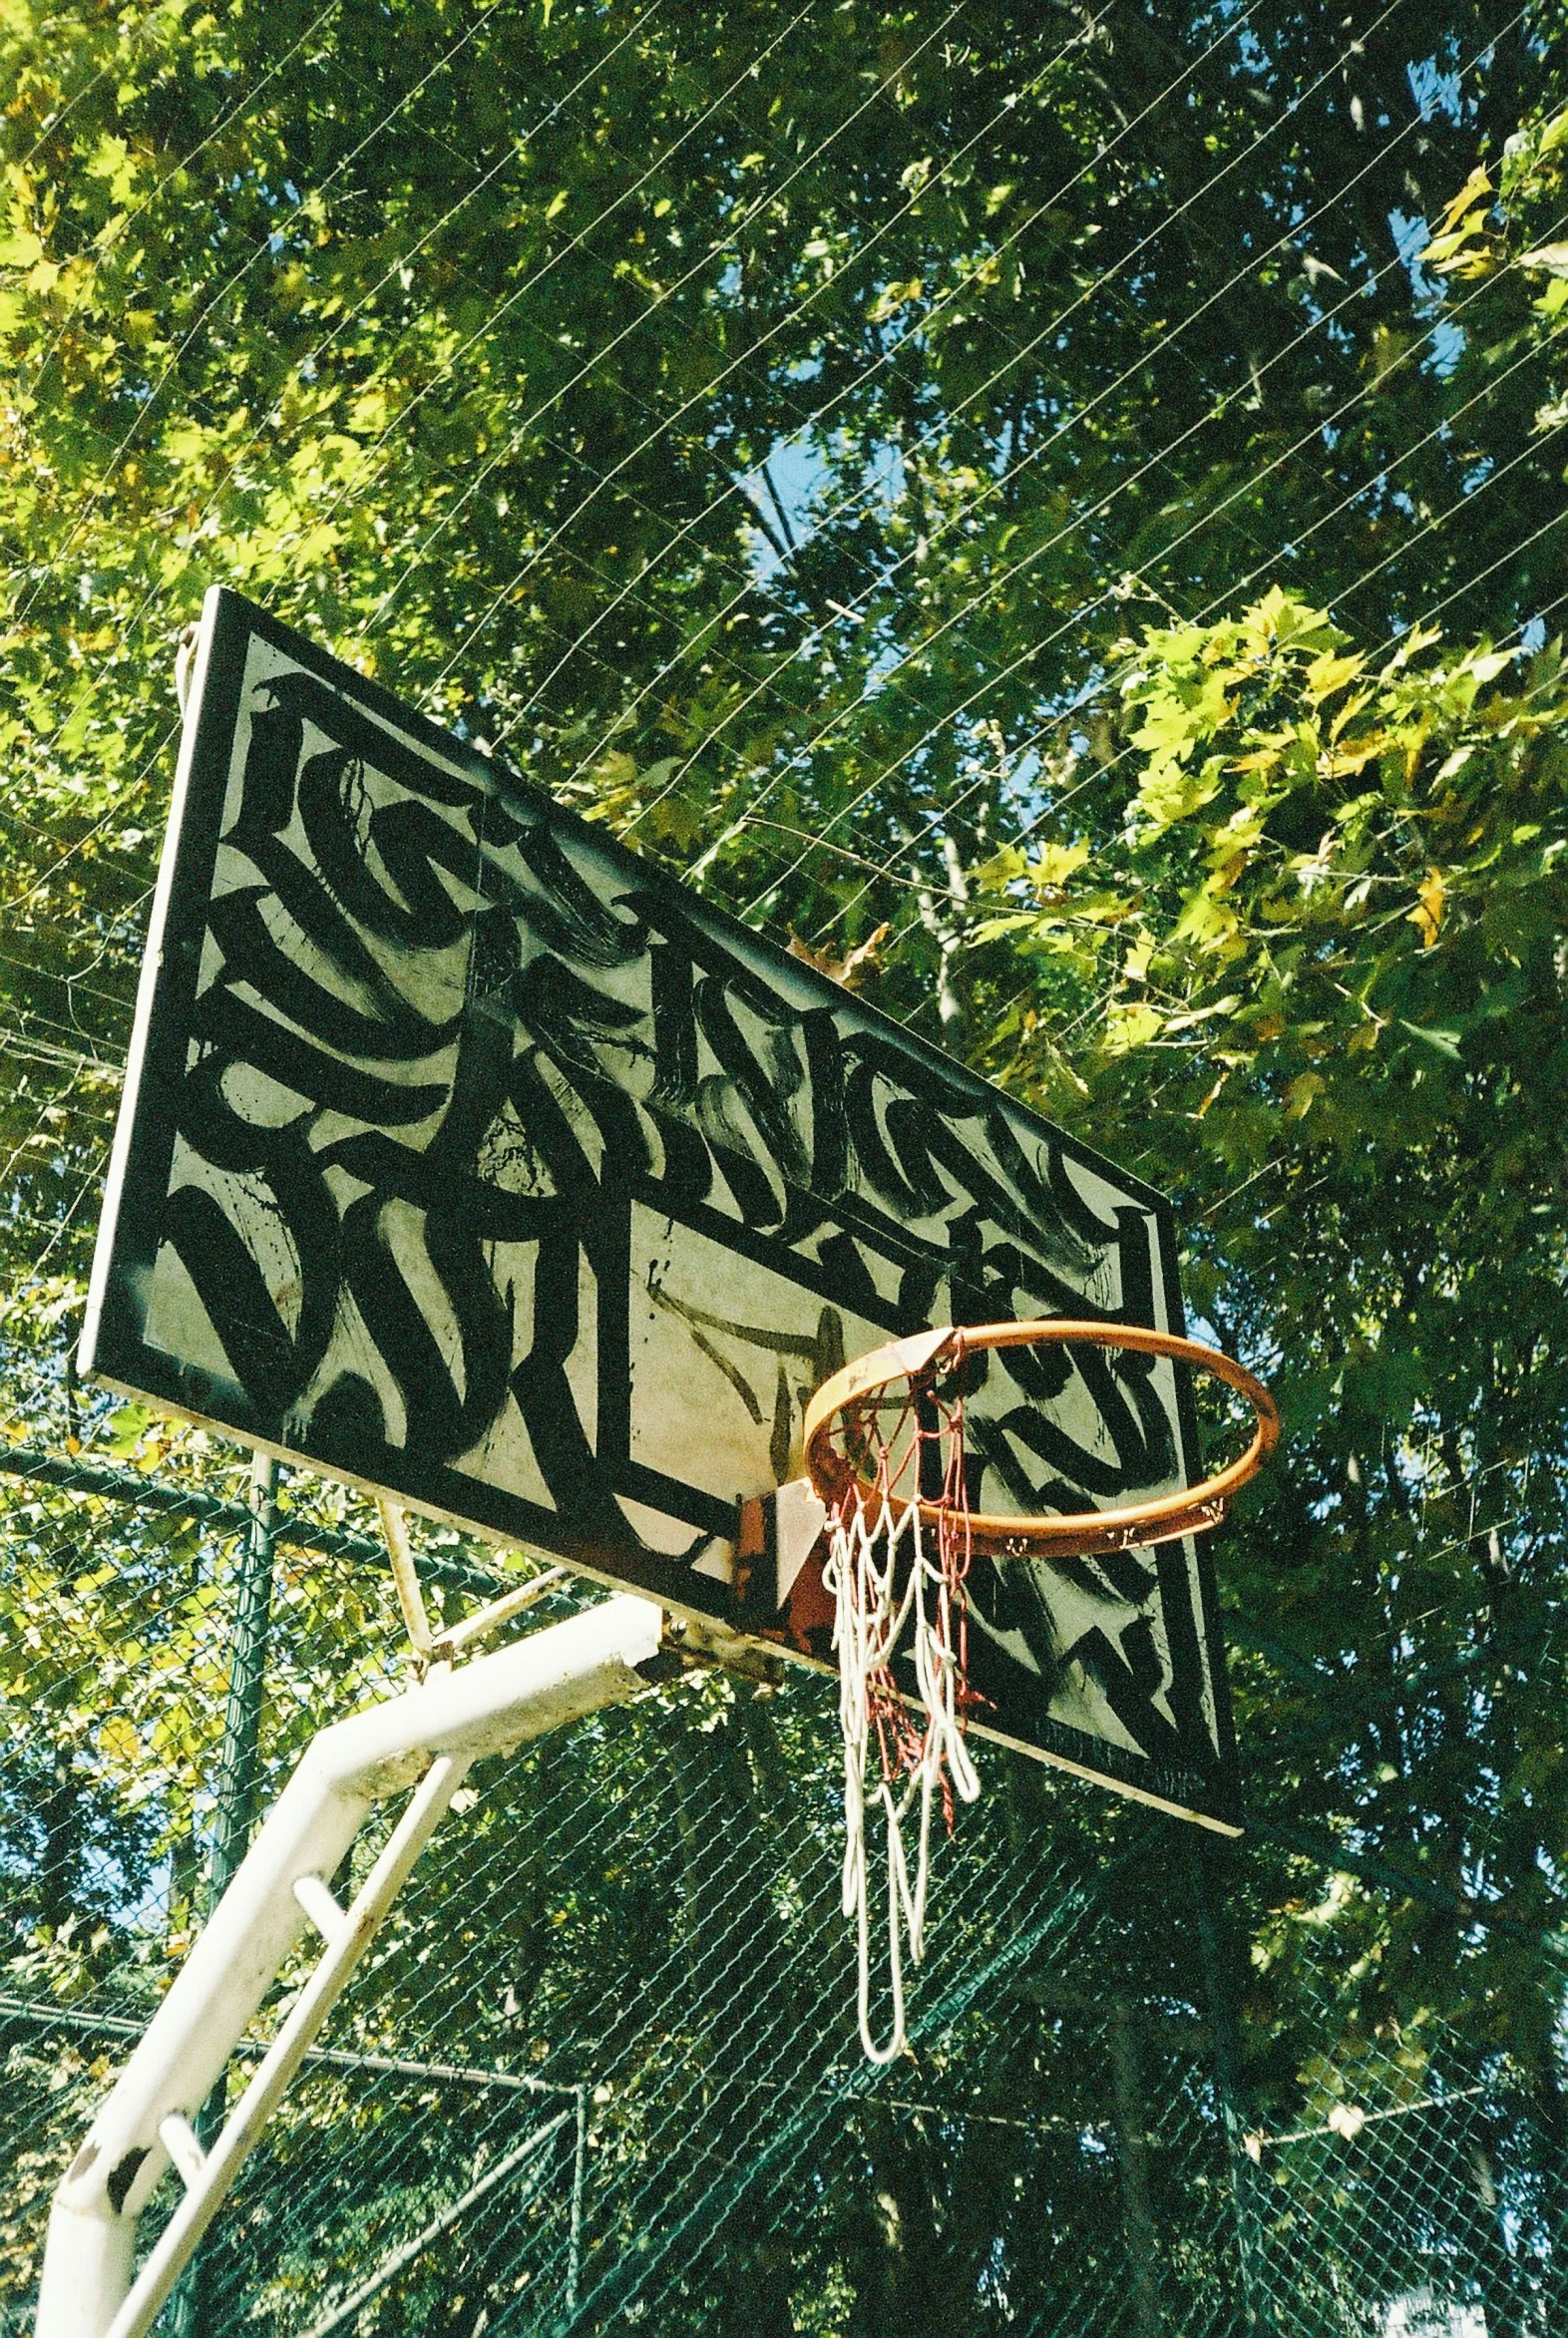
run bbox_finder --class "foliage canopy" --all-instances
[3,1,1568,2325]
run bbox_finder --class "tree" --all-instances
[3,3,1568,2329]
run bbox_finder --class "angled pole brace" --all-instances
[376,1495,568,1670]
[35,1595,665,2338]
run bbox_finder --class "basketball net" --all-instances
[822,1368,981,2063]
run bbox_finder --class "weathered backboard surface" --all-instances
[83,587,1239,1829]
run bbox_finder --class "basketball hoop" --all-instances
[802,1320,1278,2063]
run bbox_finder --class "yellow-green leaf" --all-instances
[1029,838,1091,891]
[99,1715,139,1763]
[1407,869,1444,948]
[1103,1003,1164,1054]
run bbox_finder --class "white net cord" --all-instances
[825,1486,980,2065]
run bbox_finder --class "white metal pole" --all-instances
[34,1594,663,2338]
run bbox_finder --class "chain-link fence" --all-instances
[3,1394,1564,2337]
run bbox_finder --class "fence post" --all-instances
[1108,1992,1163,2338]
[570,2084,588,2307]
[169,1453,279,2338]
[208,1454,281,1910]
[1189,1832,1275,2336]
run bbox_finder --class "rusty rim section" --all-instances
[801,1320,1280,1560]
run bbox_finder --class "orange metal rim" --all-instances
[801,1320,1281,1560]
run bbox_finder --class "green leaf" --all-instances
[1396,1020,1464,1059]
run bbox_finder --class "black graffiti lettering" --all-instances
[336,1186,511,1466]
[120,632,1223,1793]
[799,1008,848,1199]
[879,1096,964,1220]
[986,1106,1104,1270]
[641,1102,716,1217]
[693,974,811,1190]
[695,1090,790,1232]
[1068,1619,1185,1767]
[370,796,491,945]
[225,826,412,1020]
[925,1109,1084,1275]
[531,1050,655,1204]
[964,1412,1084,1519]
[422,1201,516,1448]
[191,988,448,1127]
[510,1225,637,1549]
[1154,1541,1210,1751]
[982,1350,1175,1501]
[507,1050,612,1217]
[812,1230,884,1324]
[263,669,484,812]
[316,1130,562,1244]
[298,752,478,952]
[507,823,647,970]
[1046,1138,1127,1246]
[513,953,645,1079]
[649,942,699,1105]
[175,1060,342,1409]
[843,1058,926,1216]
[1113,1206,1157,1331]
[206,889,457,1063]
[228,696,304,846]
[163,1185,309,1423]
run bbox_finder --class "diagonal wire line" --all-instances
[0,797,158,896]
[2,0,944,904]
[19,0,670,790]
[6,18,1560,1253]
[763,208,1568,937]
[616,1,1521,885]
[832,303,1568,960]
[194,0,1252,732]
[0,1148,108,1295]
[288,0,841,619]
[0,0,1420,902]
[3,50,1560,1244]
[6,0,344,405]
[3,287,1557,1057]
[408,0,1168,684]
[0,9,1542,888]
[19,6,1079,874]
[4,0,827,874]
[355,0,960,638]
[9,26,147,175]
[497,0,1418,807]
[131,0,1250,792]
[10,0,502,627]
[852,501,1568,1086]
[429,0,1280,721]
[750,362,1567,929]
[287,19,1504,945]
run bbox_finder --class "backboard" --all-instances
[82,587,1240,1830]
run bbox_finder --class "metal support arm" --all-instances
[34,1595,664,2338]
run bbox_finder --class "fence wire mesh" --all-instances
[2,1374,1564,2338]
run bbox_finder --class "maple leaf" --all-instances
[787,922,890,989]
